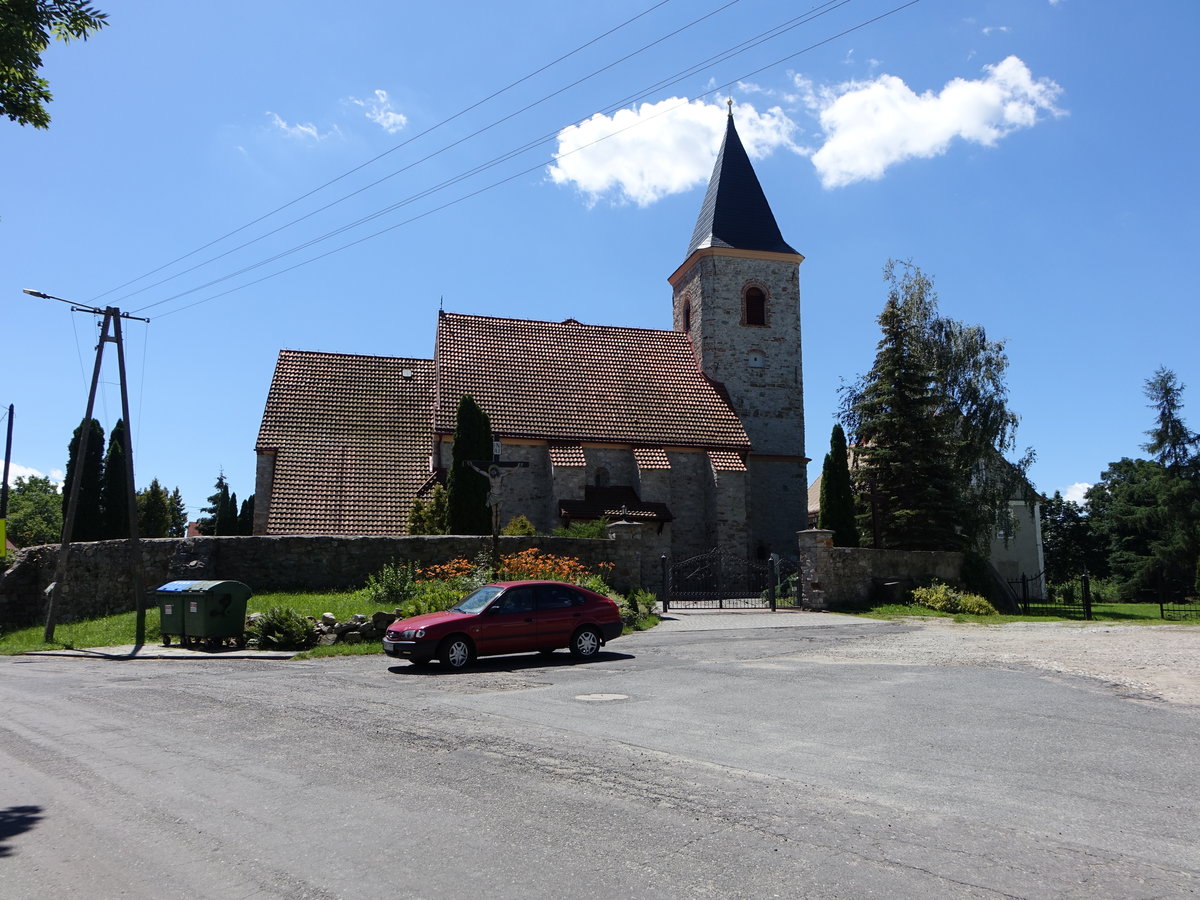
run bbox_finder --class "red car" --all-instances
[382,580,623,669]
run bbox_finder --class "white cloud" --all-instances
[806,56,1064,188]
[982,25,1010,35]
[1063,482,1091,504]
[549,98,801,207]
[8,463,62,488]
[265,112,339,141]
[348,89,408,134]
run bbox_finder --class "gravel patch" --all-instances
[806,619,1200,708]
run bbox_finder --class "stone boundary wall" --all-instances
[797,530,965,611]
[0,532,653,630]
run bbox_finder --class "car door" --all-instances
[473,586,537,656]
[535,583,585,648]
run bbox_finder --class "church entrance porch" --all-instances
[663,549,798,611]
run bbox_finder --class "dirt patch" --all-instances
[807,619,1200,707]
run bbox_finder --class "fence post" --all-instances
[660,554,669,613]
[1082,571,1092,620]
[768,554,778,612]
[1021,574,1029,614]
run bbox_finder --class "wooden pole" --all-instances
[112,313,147,646]
[44,310,113,642]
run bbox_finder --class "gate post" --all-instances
[1082,571,1092,620]
[660,554,670,613]
[1021,574,1029,614]
[768,554,779,612]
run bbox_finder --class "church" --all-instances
[254,112,810,562]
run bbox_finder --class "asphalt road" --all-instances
[2,619,1197,899]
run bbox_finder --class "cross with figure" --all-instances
[467,441,528,551]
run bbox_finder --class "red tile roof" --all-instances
[633,447,671,469]
[256,350,433,535]
[434,312,750,450]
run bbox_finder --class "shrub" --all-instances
[909,581,997,615]
[552,517,610,538]
[400,579,467,618]
[364,560,418,606]
[501,514,537,536]
[247,606,319,651]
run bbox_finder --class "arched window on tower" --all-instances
[682,299,692,332]
[743,286,766,326]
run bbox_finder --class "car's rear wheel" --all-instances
[569,626,601,659]
[440,635,474,670]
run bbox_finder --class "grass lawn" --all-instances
[0,590,380,656]
[851,602,1192,625]
[0,589,660,657]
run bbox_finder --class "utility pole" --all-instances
[23,290,150,645]
[1,404,12,562]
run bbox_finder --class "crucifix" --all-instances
[467,441,528,558]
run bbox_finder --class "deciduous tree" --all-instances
[7,474,62,546]
[136,477,171,538]
[0,1,109,128]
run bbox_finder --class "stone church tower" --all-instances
[668,111,807,557]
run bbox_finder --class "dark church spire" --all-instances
[686,113,799,258]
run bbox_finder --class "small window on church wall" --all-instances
[595,467,610,488]
[682,300,691,332]
[743,287,766,326]
[748,350,765,369]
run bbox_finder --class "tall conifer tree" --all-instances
[62,418,105,541]
[447,396,492,535]
[818,423,859,547]
[101,418,130,539]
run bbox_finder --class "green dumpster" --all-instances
[156,580,251,650]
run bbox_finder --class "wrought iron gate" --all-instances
[663,549,799,610]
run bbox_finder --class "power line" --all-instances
[120,0,751,311]
[133,0,861,316]
[92,0,686,305]
[151,1,920,321]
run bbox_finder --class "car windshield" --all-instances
[452,585,504,615]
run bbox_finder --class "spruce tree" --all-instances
[101,418,130,539]
[62,418,105,541]
[199,472,231,536]
[446,396,493,535]
[841,261,1029,552]
[847,291,962,550]
[818,423,859,547]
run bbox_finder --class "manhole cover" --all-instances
[574,693,629,702]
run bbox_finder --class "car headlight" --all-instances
[390,628,426,640]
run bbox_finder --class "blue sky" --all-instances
[4,0,1197,522]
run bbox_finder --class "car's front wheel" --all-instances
[569,626,602,660]
[440,635,474,670]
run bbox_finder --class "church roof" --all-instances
[686,114,799,258]
[256,350,434,535]
[434,312,751,450]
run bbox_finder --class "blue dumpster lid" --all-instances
[155,580,248,593]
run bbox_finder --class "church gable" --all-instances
[255,350,434,535]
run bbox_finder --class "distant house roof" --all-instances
[686,114,800,258]
[433,312,751,451]
[256,350,434,535]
